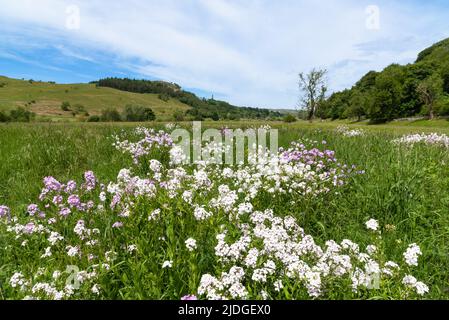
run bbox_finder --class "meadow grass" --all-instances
[0,121,448,299]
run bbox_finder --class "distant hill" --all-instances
[0,76,190,121]
[96,77,282,120]
[321,38,449,122]
[0,76,282,121]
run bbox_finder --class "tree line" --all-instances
[298,38,449,122]
[95,77,282,121]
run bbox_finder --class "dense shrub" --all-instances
[211,112,220,121]
[72,104,86,114]
[283,114,297,123]
[122,105,156,122]
[9,107,35,122]
[0,111,10,122]
[61,101,71,111]
[100,108,122,122]
[87,115,100,122]
[158,93,170,102]
[173,110,185,122]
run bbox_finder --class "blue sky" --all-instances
[0,0,449,109]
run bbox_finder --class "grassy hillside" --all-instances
[0,76,190,121]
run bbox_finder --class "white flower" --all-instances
[99,192,107,202]
[365,219,379,231]
[402,275,417,287]
[403,243,422,266]
[41,247,52,258]
[162,260,173,268]
[402,275,429,295]
[73,220,85,238]
[182,190,193,204]
[91,284,100,295]
[415,282,429,295]
[274,280,283,292]
[185,238,197,251]
[237,202,253,215]
[366,245,377,255]
[66,245,80,257]
[48,231,64,246]
[10,272,27,288]
[148,208,161,221]
[193,206,212,220]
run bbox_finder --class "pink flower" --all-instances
[27,204,39,216]
[59,207,71,217]
[43,176,62,191]
[83,171,96,191]
[24,222,35,234]
[112,221,123,228]
[65,180,77,193]
[0,205,10,219]
[67,195,81,208]
[181,295,198,300]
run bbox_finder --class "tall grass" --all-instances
[1,122,448,299]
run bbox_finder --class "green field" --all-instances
[1,121,449,299]
[0,76,190,121]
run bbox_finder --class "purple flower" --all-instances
[181,295,198,301]
[43,176,62,191]
[52,195,63,205]
[83,171,96,191]
[112,221,123,228]
[67,195,81,208]
[24,222,35,234]
[27,204,39,216]
[86,200,95,209]
[0,205,10,219]
[65,180,77,193]
[110,194,121,209]
[59,207,71,217]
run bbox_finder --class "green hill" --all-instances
[96,77,282,120]
[0,76,282,122]
[321,38,449,122]
[0,76,190,121]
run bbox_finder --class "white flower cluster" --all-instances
[403,243,422,266]
[185,238,197,251]
[336,126,365,137]
[393,132,449,148]
[198,212,428,299]
[10,267,101,300]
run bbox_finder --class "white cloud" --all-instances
[0,0,448,108]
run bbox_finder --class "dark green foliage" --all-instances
[61,101,71,111]
[100,108,122,122]
[73,104,86,114]
[283,114,297,123]
[324,38,449,121]
[87,115,100,122]
[122,104,156,122]
[172,110,185,121]
[211,112,220,121]
[158,93,170,102]
[8,107,35,122]
[0,111,10,122]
